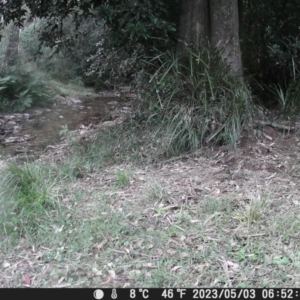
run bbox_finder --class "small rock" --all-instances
[13,126,21,133]
[23,113,30,119]
[70,98,82,104]
[7,120,17,126]
[107,101,118,106]
[59,115,64,119]
[4,115,15,120]
[34,110,43,116]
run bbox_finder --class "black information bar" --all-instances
[0,288,299,299]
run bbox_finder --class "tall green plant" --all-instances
[0,64,52,112]
[0,162,59,238]
[138,47,253,155]
[270,75,300,116]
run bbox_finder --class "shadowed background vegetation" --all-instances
[0,1,299,118]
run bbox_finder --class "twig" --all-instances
[238,233,267,238]
[218,257,232,287]
[205,123,227,144]
[153,149,202,166]
[254,120,300,131]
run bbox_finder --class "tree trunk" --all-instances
[178,0,209,55]
[210,0,243,75]
[5,23,20,66]
[178,0,243,76]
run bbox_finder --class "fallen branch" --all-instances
[254,120,300,131]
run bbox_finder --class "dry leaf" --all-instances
[58,277,65,284]
[180,252,189,258]
[23,275,31,285]
[171,266,181,272]
[3,262,10,269]
[157,249,164,256]
[108,270,116,279]
[180,235,186,241]
[92,268,102,276]
[94,241,106,250]
[227,260,240,271]
[197,263,208,270]
[147,244,154,249]
[54,225,64,233]
[263,133,273,141]
[143,263,153,268]
[136,239,144,248]
[35,251,44,260]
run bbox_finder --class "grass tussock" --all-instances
[136,47,253,155]
[232,192,269,226]
[269,76,300,117]
[146,182,170,203]
[0,162,65,243]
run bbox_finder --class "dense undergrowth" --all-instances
[0,64,53,112]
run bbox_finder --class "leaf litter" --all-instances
[2,127,300,287]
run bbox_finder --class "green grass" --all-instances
[137,47,253,154]
[115,169,132,188]
[0,162,65,243]
[0,152,300,287]
[146,182,170,203]
[232,193,269,226]
[269,72,300,116]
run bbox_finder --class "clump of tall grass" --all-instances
[0,162,61,241]
[270,73,300,116]
[136,46,253,157]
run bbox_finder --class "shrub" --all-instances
[0,64,52,112]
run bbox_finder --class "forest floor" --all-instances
[1,93,300,288]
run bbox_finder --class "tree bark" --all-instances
[178,0,243,76]
[178,0,209,55]
[5,23,20,66]
[210,0,242,75]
